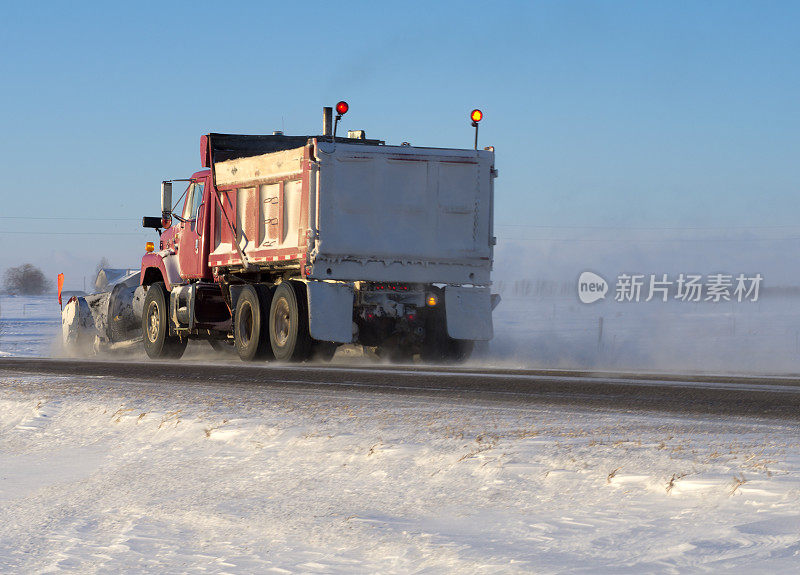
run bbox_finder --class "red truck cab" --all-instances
[141,170,213,290]
[173,171,212,281]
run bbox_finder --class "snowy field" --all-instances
[490,292,800,374]
[1,373,799,573]
[5,292,800,374]
[0,296,60,358]
[1,294,800,572]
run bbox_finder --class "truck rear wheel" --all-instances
[269,282,312,362]
[142,282,187,359]
[421,334,474,363]
[234,285,273,361]
[422,302,474,363]
[445,339,474,362]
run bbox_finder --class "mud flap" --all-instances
[444,286,493,341]
[306,280,354,343]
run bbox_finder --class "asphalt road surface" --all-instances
[1,357,799,420]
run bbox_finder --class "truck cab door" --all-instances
[176,179,207,279]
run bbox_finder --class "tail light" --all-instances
[373,283,409,291]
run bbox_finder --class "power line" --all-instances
[3,215,798,239]
[501,236,800,243]
[496,223,800,231]
[0,216,132,221]
[0,231,148,236]
[3,216,798,231]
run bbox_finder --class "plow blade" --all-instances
[61,271,145,355]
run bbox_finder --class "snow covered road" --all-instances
[3,357,800,420]
[1,372,798,573]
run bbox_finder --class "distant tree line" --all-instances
[2,264,51,295]
[494,279,573,297]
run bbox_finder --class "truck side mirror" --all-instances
[161,182,173,215]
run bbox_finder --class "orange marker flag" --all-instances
[57,273,65,309]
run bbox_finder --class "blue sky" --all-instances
[1,1,799,288]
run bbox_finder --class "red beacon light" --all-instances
[331,101,350,140]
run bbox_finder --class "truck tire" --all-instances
[421,301,474,363]
[142,282,187,359]
[269,281,312,362]
[445,338,474,362]
[234,285,273,361]
[422,335,474,363]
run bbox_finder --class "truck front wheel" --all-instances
[234,285,273,361]
[269,282,312,362]
[142,282,187,359]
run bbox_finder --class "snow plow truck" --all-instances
[63,104,499,362]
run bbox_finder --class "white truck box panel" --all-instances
[313,142,493,285]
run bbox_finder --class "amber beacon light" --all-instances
[470,108,483,149]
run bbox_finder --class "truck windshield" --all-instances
[181,183,205,222]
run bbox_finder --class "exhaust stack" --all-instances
[323,107,333,136]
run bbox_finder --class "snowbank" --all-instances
[0,374,798,572]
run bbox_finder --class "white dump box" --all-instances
[209,138,496,286]
[206,136,496,343]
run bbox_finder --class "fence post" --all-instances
[598,316,604,350]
